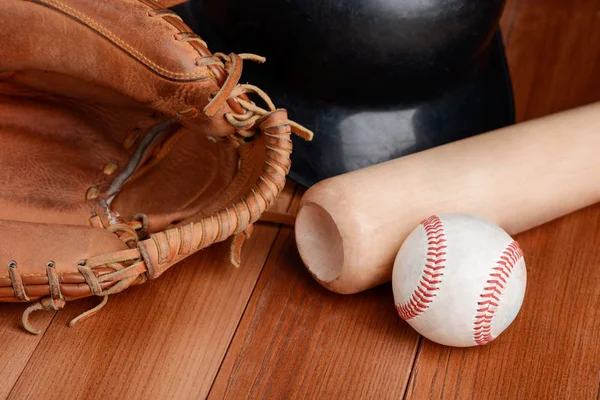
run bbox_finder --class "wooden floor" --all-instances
[2,0,600,398]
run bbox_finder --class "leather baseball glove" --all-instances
[0,0,312,334]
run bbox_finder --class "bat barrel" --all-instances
[295,102,600,294]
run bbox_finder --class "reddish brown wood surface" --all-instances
[1,0,599,398]
[210,0,600,397]
[4,185,296,400]
[0,306,53,399]
[405,204,600,399]
[401,1,600,397]
[500,0,600,120]
[210,196,421,399]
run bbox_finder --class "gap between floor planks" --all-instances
[209,0,600,398]
[1,0,599,398]
[1,183,298,399]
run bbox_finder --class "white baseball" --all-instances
[392,213,527,347]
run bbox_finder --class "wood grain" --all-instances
[5,184,296,400]
[1,0,599,399]
[210,221,420,399]
[404,0,600,397]
[501,0,600,121]
[210,0,600,398]
[0,306,54,399]
[405,204,600,400]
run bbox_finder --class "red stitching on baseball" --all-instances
[395,216,446,321]
[473,241,523,345]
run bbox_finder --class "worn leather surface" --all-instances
[0,0,303,314]
[0,220,129,300]
[1,0,234,133]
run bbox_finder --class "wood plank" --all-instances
[404,0,600,397]
[6,183,296,400]
[212,0,600,398]
[205,4,526,399]
[210,194,421,399]
[499,0,519,46]
[0,307,54,399]
[405,204,600,399]
[502,0,600,121]
[4,0,598,398]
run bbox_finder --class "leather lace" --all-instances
[18,53,313,334]
[17,2,312,334]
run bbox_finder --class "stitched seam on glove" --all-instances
[28,0,210,81]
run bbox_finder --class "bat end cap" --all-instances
[295,202,344,284]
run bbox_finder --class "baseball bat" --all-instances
[295,102,600,294]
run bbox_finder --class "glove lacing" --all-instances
[20,53,313,334]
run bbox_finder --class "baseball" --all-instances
[392,213,527,347]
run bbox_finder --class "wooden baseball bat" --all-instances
[295,102,600,294]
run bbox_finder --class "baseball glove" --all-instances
[0,0,312,334]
